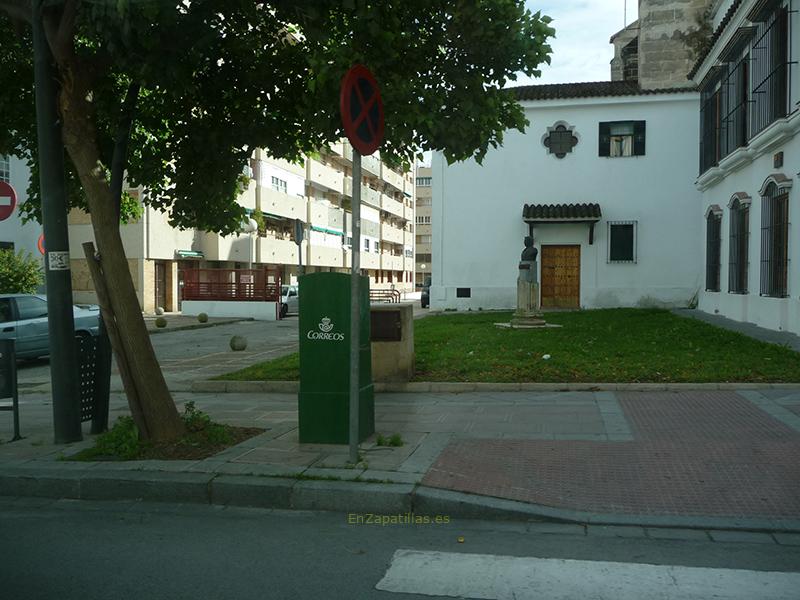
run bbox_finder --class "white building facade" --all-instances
[693,0,800,334]
[431,85,703,311]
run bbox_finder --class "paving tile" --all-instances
[231,447,321,467]
[587,525,647,538]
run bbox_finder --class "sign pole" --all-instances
[349,151,362,464]
[33,0,82,443]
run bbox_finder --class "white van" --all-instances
[280,285,298,318]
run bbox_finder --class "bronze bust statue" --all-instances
[520,235,538,262]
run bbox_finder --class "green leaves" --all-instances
[0,249,43,294]
[0,1,553,233]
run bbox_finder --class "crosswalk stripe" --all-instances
[376,549,800,600]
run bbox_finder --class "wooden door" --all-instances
[154,261,167,311]
[540,245,580,308]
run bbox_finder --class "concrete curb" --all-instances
[191,380,800,394]
[2,466,799,533]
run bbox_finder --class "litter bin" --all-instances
[76,330,111,434]
[298,272,374,444]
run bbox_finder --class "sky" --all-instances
[514,0,638,86]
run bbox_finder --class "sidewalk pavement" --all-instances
[672,308,800,352]
[143,313,251,333]
[2,388,800,533]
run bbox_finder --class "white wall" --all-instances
[258,162,305,197]
[698,121,800,334]
[432,93,703,310]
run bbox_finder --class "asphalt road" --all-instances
[17,318,300,387]
[1,498,798,600]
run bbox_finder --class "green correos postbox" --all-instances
[298,272,374,443]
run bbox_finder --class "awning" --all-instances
[176,250,204,259]
[522,203,602,244]
[311,225,344,236]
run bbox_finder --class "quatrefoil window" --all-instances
[542,122,579,158]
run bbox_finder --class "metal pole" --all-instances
[32,0,82,443]
[349,151,362,464]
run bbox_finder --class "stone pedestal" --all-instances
[511,277,545,327]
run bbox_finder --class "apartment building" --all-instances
[67,143,416,313]
[415,166,432,287]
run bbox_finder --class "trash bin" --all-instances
[76,330,111,434]
[298,272,374,444]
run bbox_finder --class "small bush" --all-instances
[376,433,404,447]
[155,316,167,328]
[0,249,43,294]
[74,416,142,461]
[197,312,209,323]
[182,401,232,445]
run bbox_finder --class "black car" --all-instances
[420,277,431,308]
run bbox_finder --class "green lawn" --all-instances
[215,308,800,383]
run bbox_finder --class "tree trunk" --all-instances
[57,63,184,441]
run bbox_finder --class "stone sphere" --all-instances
[155,317,168,328]
[197,312,209,323]
[155,307,165,315]
[230,335,247,351]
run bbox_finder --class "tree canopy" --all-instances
[0,0,554,235]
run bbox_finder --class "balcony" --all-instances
[381,194,405,218]
[198,231,254,263]
[239,179,257,211]
[258,236,299,265]
[404,231,414,246]
[380,223,404,245]
[362,219,380,239]
[380,254,404,271]
[307,160,344,193]
[404,257,416,272]
[309,243,343,268]
[403,203,414,221]
[343,176,353,198]
[261,186,307,220]
[362,185,382,209]
[382,167,405,192]
[262,156,306,179]
[362,154,381,177]
[358,251,380,270]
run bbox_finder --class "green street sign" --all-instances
[298,272,374,444]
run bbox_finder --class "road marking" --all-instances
[376,550,800,599]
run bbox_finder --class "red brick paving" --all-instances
[422,391,800,518]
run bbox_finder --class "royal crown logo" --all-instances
[318,317,334,333]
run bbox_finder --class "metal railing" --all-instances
[181,268,281,302]
[728,200,750,294]
[370,289,401,303]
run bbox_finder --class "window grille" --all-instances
[760,183,790,297]
[728,199,749,293]
[706,210,722,291]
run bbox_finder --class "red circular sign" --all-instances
[37,234,45,255]
[0,181,17,222]
[340,64,385,156]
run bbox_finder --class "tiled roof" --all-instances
[687,0,744,80]
[511,81,697,101]
[523,203,602,220]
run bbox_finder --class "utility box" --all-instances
[370,302,415,382]
[298,272,374,444]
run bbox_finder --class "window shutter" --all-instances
[598,122,610,157]
[633,121,646,156]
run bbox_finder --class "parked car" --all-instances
[420,277,431,308]
[0,294,100,359]
[280,285,298,318]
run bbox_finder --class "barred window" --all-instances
[760,182,790,297]
[728,198,749,294]
[706,210,722,292]
[0,156,9,183]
